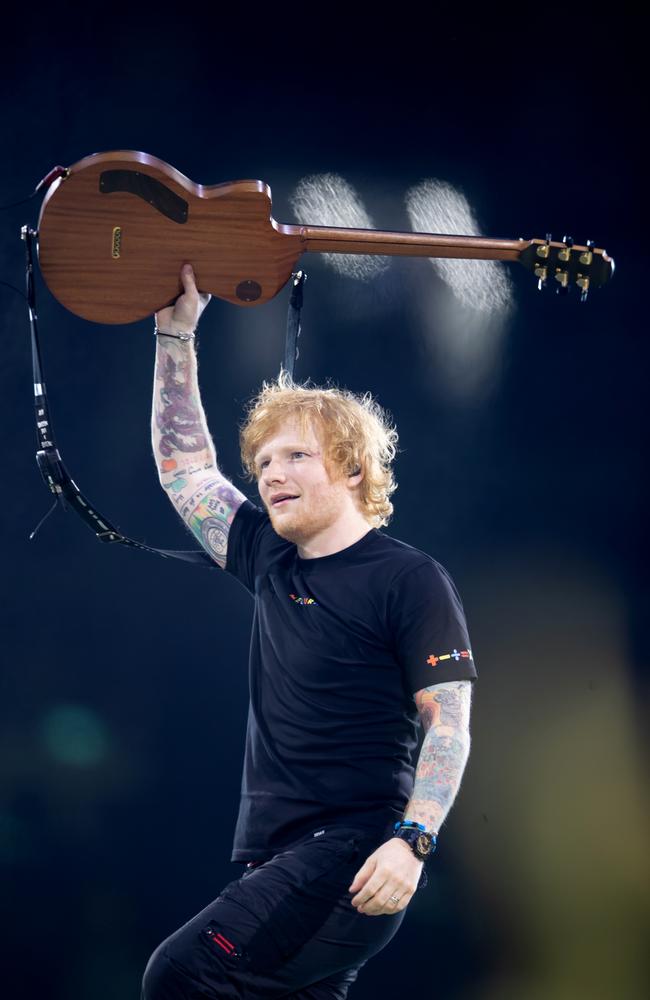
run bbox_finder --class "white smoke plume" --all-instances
[289,174,390,281]
[405,179,513,313]
[405,179,514,399]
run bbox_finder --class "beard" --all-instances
[267,486,346,546]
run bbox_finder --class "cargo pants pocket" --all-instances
[205,831,364,976]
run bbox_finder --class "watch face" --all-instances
[416,833,432,856]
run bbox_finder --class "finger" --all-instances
[359,891,413,917]
[349,873,364,894]
[394,893,411,912]
[358,883,410,915]
[351,877,382,908]
[180,264,197,295]
[350,879,375,905]
[378,889,412,915]
[358,891,385,915]
[349,858,375,894]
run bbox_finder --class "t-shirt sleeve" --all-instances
[388,558,477,695]
[224,499,292,595]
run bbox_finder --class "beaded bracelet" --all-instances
[154,326,195,342]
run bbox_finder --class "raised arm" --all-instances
[151,265,247,568]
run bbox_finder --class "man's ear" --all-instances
[347,466,364,487]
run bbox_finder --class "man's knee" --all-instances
[141,942,174,1000]
[141,940,199,1000]
[142,933,235,1000]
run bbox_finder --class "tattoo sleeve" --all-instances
[151,337,246,568]
[402,680,472,834]
[152,337,215,474]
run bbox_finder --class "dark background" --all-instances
[1,12,647,1000]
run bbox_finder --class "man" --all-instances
[142,265,476,999]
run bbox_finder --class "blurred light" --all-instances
[455,551,650,999]
[0,810,25,863]
[40,703,109,767]
[290,174,390,281]
[405,179,513,312]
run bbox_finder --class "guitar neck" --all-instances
[285,224,526,261]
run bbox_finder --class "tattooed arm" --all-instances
[151,265,247,569]
[402,680,472,834]
[348,679,472,916]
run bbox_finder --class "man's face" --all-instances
[255,418,352,546]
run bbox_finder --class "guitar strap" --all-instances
[23,225,307,569]
[283,270,305,379]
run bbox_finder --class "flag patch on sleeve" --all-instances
[426,648,473,667]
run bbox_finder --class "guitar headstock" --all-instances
[519,235,615,301]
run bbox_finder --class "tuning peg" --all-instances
[537,233,552,260]
[534,265,548,290]
[579,239,595,266]
[576,275,590,303]
[558,235,573,263]
[555,269,570,295]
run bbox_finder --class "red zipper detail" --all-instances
[209,931,235,954]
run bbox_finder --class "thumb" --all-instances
[180,263,196,294]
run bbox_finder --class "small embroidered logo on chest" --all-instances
[289,593,319,606]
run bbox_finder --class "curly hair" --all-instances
[239,371,399,527]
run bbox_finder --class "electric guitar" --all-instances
[37,150,615,324]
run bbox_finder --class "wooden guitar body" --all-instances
[38,151,302,324]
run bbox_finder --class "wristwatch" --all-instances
[393,821,437,861]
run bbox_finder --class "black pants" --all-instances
[141,820,426,999]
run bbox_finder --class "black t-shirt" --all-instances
[224,500,477,862]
